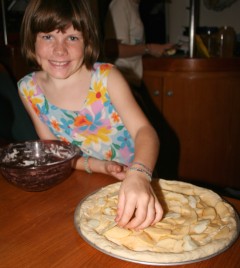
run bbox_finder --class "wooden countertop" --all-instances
[143,56,240,72]
[0,170,239,268]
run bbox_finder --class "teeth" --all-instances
[51,61,68,66]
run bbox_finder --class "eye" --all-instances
[68,36,79,41]
[42,34,52,40]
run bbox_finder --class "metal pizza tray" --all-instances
[74,189,240,266]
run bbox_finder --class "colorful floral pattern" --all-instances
[18,63,135,165]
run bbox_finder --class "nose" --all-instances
[53,40,67,56]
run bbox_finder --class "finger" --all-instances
[115,188,125,222]
[127,195,155,230]
[123,194,150,229]
[126,188,163,230]
[107,163,122,173]
[150,188,164,225]
[116,194,138,227]
[151,199,164,225]
[111,171,126,180]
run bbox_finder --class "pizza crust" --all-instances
[75,179,239,264]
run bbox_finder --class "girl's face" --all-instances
[35,25,84,79]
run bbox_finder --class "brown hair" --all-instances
[21,0,100,70]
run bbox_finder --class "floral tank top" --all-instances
[18,63,135,165]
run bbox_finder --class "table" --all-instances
[0,170,239,268]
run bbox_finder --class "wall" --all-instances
[167,0,240,43]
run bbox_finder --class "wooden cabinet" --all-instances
[143,57,240,189]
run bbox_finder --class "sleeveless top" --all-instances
[18,63,135,165]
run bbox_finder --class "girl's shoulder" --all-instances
[18,72,36,90]
[93,62,114,75]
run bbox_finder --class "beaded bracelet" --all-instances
[128,167,152,182]
[84,155,92,174]
[130,161,153,174]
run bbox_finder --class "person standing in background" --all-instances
[104,0,172,89]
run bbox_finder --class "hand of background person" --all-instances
[147,43,174,57]
[115,172,163,230]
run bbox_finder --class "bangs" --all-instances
[31,1,82,33]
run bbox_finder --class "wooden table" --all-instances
[0,170,239,268]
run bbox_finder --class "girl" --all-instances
[18,0,163,230]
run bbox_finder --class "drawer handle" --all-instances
[166,90,173,97]
[153,90,160,96]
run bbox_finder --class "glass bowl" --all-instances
[0,140,80,191]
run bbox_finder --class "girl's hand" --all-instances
[73,156,127,180]
[115,173,163,230]
[105,161,128,180]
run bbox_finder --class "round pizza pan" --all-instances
[74,190,240,266]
